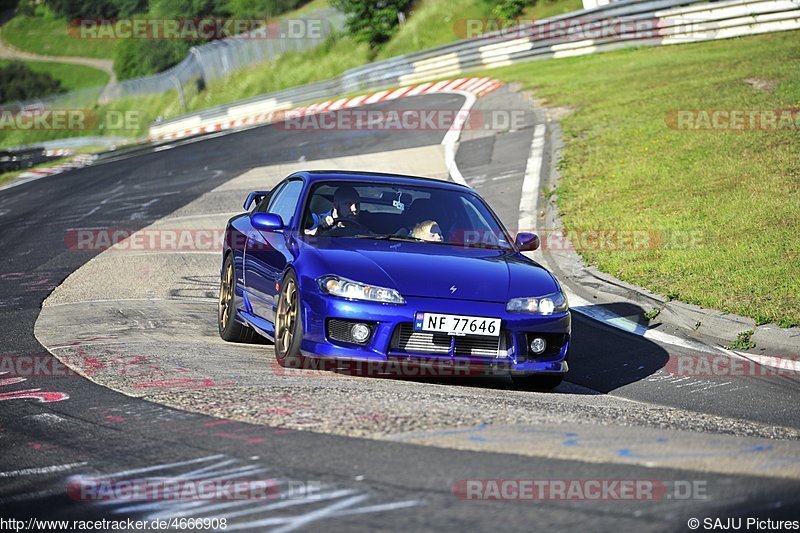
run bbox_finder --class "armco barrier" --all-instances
[149,0,800,141]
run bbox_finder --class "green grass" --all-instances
[0,59,108,91]
[1,6,118,59]
[378,0,493,59]
[0,91,179,149]
[521,0,584,19]
[490,30,800,327]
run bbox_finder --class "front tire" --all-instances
[512,375,564,390]
[218,254,255,343]
[274,270,303,368]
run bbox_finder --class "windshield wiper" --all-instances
[351,234,426,242]
[441,241,509,250]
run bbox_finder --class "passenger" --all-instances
[410,220,443,242]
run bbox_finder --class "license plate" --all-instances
[414,312,501,337]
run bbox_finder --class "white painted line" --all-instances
[384,86,412,100]
[327,98,350,110]
[459,77,487,92]
[426,81,450,93]
[563,287,721,353]
[343,95,367,108]
[518,124,546,232]
[441,78,467,92]
[440,90,476,187]
[405,82,433,96]
[25,413,65,424]
[718,347,800,372]
[364,90,390,104]
[0,462,87,478]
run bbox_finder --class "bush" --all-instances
[330,0,413,48]
[46,0,148,19]
[492,0,529,19]
[0,62,65,103]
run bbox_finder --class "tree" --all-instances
[330,0,413,48]
[0,62,64,103]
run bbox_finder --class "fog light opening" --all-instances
[351,323,371,343]
[530,337,546,355]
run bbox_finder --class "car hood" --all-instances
[304,238,558,303]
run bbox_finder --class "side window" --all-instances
[253,192,274,213]
[267,180,304,225]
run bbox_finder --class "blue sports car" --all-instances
[218,171,570,389]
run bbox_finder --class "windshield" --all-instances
[301,180,513,250]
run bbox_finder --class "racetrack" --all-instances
[2,89,800,531]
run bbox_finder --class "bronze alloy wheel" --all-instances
[218,255,254,343]
[275,276,297,357]
[218,260,234,331]
[274,271,302,366]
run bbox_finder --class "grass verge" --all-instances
[490,30,800,327]
[1,6,117,59]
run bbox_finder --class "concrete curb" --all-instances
[520,88,800,358]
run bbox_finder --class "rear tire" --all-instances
[274,270,303,368]
[512,375,564,390]
[218,254,255,343]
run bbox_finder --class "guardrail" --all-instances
[149,0,800,140]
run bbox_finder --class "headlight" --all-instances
[318,275,405,305]
[506,292,568,314]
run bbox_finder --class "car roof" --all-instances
[291,170,471,192]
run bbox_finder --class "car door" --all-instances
[243,178,304,323]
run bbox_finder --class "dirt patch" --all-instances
[743,77,778,92]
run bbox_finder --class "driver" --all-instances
[306,186,360,235]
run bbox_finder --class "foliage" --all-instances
[46,0,148,18]
[0,61,64,103]
[330,0,413,48]
[492,0,528,19]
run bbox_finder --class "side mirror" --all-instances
[251,213,283,231]
[515,232,540,252]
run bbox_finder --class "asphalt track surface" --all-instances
[1,92,799,531]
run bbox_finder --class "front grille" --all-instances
[327,319,372,344]
[454,334,505,357]
[391,324,450,354]
[390,323,509,358]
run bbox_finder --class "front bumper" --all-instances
[298,288,570,377]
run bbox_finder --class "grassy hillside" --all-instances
[379,0,581,59]
[491,30,800,327]
[1,5,118,59]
